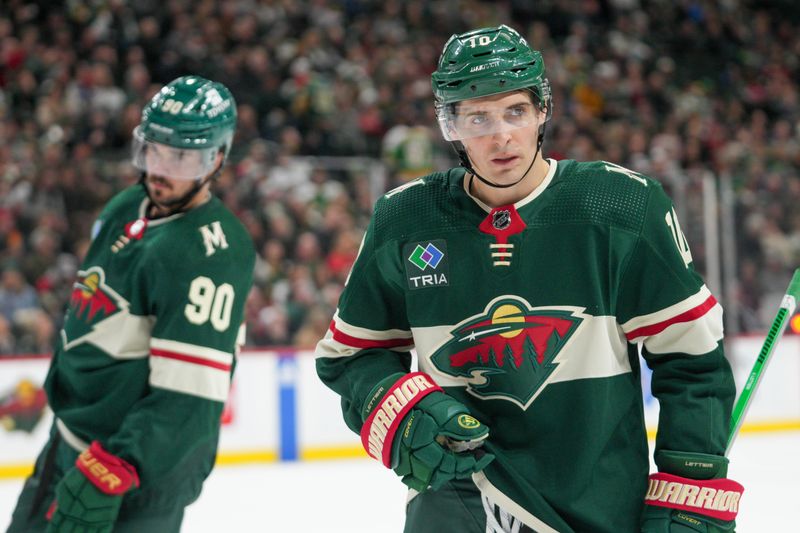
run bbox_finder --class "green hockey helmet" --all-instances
[132,76,237,181]
[431,25,552,141]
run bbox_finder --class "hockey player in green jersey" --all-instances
[8,76,255,533]
[316,25,742,532]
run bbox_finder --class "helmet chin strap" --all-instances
[139,164,222,219]
[455,123,547,191]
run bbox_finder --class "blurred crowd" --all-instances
[1,0,799,354]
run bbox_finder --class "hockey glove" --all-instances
[47,441,139,533]
[360,372,494,492]
[641,450,742,533]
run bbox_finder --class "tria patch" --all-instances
[403,240,449,289]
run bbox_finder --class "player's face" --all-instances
[144,171,199,206]
[144,144,221,207]
[458,92,544,186]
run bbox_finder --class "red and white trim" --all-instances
[149,337,233,402]
[621,286,723,355]
[360,372,442,467]
[314,312,414,358]
[76,441,140,496]
[644,472,743,522]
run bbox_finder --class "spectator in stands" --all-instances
[0,265,39,326]
[1,0,799,348]
[0,315,15,355]
[11,308,54,355]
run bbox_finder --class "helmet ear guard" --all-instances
[529,79,552,122]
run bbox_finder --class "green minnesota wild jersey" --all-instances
[45,185,254,500]
[316,159,735,532]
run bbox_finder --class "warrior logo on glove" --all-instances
[361,373,442,465]
[430,296,583,409]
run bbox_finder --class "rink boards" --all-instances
[1,336,798,478]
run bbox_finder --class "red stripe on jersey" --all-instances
[626,295,717,340]
[150,348,231,371]
[330,320,412,350]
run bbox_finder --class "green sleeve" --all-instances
[617,183,735,457]
[316,203,413,433]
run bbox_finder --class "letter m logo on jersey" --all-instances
[430,296,583,409]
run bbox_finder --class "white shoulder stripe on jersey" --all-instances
[642,303,723,355]
[150,337,233,365]
[332,311,413,341]
[150,356,231,402]
[620,285,712,333]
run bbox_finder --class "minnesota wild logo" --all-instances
[430,296,583,409]
[62,266,126,347]
[70,270,118,322]
[0,379,48,433]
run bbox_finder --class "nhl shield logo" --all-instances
[492,210,511,230]
[430,296,583,409]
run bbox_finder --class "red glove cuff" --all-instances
[644,472,744,521]
[75,441,140,496]
[360,372,442,467]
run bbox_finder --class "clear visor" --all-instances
[435,99,546,141]
[131,127,219,181]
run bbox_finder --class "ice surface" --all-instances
[1,432,796,532]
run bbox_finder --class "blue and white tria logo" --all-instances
[408,243,444,270]
[404,240,449,290]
